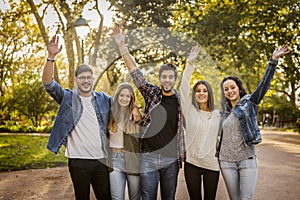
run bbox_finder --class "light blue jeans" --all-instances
[109,152,140,200]
[140,152,179,200]
[219,157,258,200]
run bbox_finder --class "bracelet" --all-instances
[47,58,55,62]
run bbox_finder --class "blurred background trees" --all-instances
[0,0,299,132]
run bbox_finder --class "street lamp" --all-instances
[74,15,89,62]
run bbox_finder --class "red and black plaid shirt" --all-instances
[130,68,186,168]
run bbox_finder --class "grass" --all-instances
[0,134,67,172]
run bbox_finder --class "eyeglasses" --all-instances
[77,76,93,81]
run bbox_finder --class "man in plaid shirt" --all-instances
[113,27,185,200]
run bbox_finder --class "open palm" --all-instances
[187,46,201,64]
[48,35,62,57]
[272,44,289,60]
[113,27,125,46]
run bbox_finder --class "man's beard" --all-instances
[161,85,173,93]
[77,84,92,94]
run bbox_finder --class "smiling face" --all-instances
[75,71,94,97]
[195,84,209,105]
[159,70,176,95]
[118,88,132,107]
[223,79,240,104]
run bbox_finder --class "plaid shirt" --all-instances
[130,68,186,168]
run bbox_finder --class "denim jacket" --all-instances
[43,80,112,155]
[217,59,278,150]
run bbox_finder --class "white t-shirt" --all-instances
[65,96,104,159]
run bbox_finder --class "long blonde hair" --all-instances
[108,83,139,134]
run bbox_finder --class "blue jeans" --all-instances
[109,152,140,200]
[140,152,179,200]
[219,157,258,200]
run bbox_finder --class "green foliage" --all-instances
[258,94,300,130]
[10,81,58,127]
[110,0,177,28]
[0,135,67,172]
[172,0,300,108]
[0,0,44,96]
[296,118,300,127]
[1,0,299,128]
[107,0,299,110]
[0,124,52,133]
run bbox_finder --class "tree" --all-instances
[109,0,177,29]
[0,0,46,121]
[12,81,58,127]
[0,1,40,96]
[172,0,300,109]
[108,0,299,117]
[26,0,107,89]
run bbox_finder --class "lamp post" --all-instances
[74,15,89,62]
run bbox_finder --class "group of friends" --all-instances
[42,27,289,200]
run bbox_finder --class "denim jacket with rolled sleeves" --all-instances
[43,80,112,155]
[217,59,278,149]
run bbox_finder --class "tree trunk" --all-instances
[26,0,61,84]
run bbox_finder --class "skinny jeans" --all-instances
[184,162,220,200]
[219,157,258,200]
[109,152,140,200]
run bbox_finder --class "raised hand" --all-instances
[187,45,201,65]
[272,44,289,60]
[48,35,62,58]
[113,27,125,47]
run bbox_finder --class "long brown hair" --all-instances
[192,80,214,112]
[108,83,139,134]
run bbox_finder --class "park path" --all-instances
[0,129,299,200]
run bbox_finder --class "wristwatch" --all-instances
[47,58,55,62]
[269,58,278,65]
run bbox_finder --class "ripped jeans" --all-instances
[220,157,258,200]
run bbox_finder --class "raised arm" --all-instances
[180,45,201,94]
[113,27,138,72]
[180,46,201,114]
[42,35,63,83]
[251,44,290,104]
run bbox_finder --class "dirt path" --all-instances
[0,129,299,200]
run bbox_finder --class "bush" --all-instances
[0,125,52,133]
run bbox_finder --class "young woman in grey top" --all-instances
[217,45,289,200]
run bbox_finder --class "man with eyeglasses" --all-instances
[42,35,140,200]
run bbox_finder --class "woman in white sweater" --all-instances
[180,46,221,200]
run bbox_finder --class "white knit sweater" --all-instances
[180,64,220,171]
